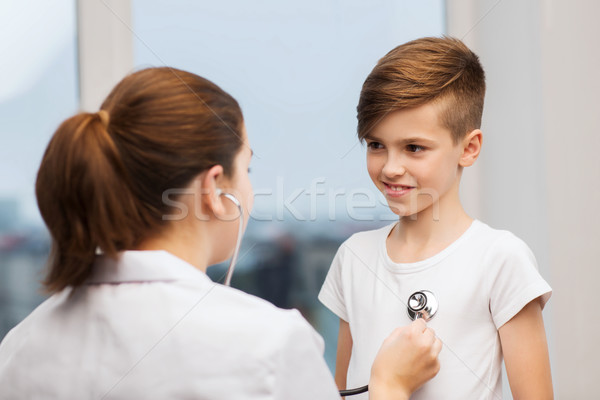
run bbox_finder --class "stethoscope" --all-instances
[218,191,244,287]
[218,192,440,397]
[338,290,439,397]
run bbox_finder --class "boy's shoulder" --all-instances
[469,220,535,261]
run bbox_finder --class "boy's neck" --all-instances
[388,191,473,263]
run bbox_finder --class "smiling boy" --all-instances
[319,37,553,399]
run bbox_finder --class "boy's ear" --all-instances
[197,165,227,218]
[459,129,482,167]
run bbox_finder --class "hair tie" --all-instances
[97,110,110,128]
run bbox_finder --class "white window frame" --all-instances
[77,0,133,111]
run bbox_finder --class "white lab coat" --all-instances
[0,250,340,399]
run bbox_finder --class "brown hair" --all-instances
[36,67,244,293]
[357,36,486,143]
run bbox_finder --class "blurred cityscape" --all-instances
[0,198,51,340]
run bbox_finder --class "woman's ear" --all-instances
[459,129,482,167]
[197,165,227,218]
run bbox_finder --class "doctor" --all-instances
[0,67,441,399]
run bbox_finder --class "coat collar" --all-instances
[86,250,212,285]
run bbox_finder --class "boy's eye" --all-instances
[367,141,384,150]
[407,144,425,153]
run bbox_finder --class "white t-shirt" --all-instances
[319,220,552,400]
[0,250,340,400]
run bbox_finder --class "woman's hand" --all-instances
[369,319,442,400]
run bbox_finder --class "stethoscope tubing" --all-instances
[220,192,244,287]
[339,385,369,396]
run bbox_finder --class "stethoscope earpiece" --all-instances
[407,290,438,322]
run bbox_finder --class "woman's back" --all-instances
[0,251,339,399]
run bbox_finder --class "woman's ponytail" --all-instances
[36,111,146,293]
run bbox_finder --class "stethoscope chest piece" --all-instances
[407,290,438,321]
[340,289,439,397]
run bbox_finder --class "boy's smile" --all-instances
[382,182,415,198]
[365,101,474,218]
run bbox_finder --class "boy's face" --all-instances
[364,102,467,218]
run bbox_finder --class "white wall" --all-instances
[448,0,600,397]
[540,1,600,396]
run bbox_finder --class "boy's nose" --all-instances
[382,156,406,178]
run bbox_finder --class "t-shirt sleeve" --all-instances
[487,233,552,329]
[318,244,349,322]
[272,310,340,400]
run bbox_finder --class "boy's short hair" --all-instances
[357,36,486,143]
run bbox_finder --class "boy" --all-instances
[319,37,553,399]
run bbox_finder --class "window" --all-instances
[0,0,78,339]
